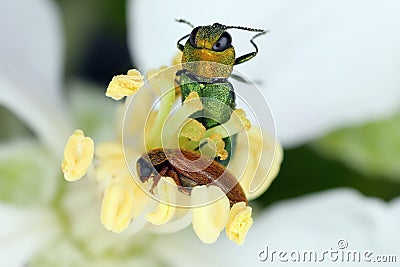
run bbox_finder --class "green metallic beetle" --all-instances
[175,19,266,165]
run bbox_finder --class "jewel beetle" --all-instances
[175,19,266,165]
[137,21,266,203]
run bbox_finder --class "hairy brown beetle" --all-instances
[136,148,247,206]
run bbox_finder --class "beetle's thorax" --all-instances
[182,23,235,79]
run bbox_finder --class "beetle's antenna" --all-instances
[225,25,266,33]
[230,26,269,65]
[175,18,194,28]
[226,26,269,52]
[249,31,268,53]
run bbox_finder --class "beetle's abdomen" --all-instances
[164,149,247,206]
[179,72,235,129]
[137,147,247,206]
[178,71,236,166]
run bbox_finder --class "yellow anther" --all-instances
[61,129,94,181]
[100,183,135,233]
[204,109,251,139]
[232,109,251,131]
[225,202,253,245]
[106,69,144,100]
[180,119,206,141]
[183,91,203,110]
[191,185,230,244]
[146,177,177,225]
[209,133,228,160]
[197,133,228,160]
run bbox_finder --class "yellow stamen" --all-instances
[146,66,168,81]
[94,141,127,183]
[180,119,206,141]
[205,109,251,138]
[146,66,168,95]
[226,202,253,245]
[191,185,230,244]
[145,70,176,149]
[183,91,203,109]
[61,129,94,181]
[100,183,135,233]
[106,69,144,100]
[95,141,123,160]
[94,140,151,220]
[183,109,251,151]
[229,128,283,200]
[146,177,177,225]
[161,92,203,148]
[131,180,151,219]
[207,133,228,160]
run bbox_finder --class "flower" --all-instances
[2,0,399,266]
[0,0,71,154]
[153,189,400,266]
[61,129,94,181]
[61,61,283,245]
[225,202,253,245]
[105,69,144,100]
[129,0,400,147]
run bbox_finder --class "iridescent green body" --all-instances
[177,70,236,165]
[179,71,235,128]
[176,21,265,165]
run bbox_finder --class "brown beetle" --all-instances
[136,148,247,206]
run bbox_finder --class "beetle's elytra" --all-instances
[137,148,247,206]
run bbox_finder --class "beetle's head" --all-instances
[182,23,235,79]
[177,20,266,76]
[136,156,155,183]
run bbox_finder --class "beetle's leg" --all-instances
[166,168,182,187]
[167,167,200,195]
[234,52,257,65]
[149,165,169,194]
[177,34,189,52]
[139,175,151,183]
[170,169,194,194]
[234,31,266,65]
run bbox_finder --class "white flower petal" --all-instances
[31,238,161,267]
[0,204,59,267]
[154,189,400,267]
[61,178,152,255]
[146,209,192,234]
[0,0,71,153]
[0,139,60,205]
[68,81,117,141]
[130,0,400,147]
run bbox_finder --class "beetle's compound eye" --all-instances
[212,31,232,52]
[189,26,201,47]
[137,157,155,182]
